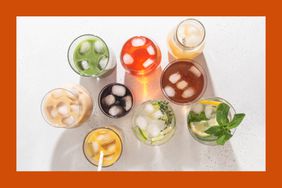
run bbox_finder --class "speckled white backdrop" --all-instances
[17,16,265,171]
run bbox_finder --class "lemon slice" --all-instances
[190,121,211,137]
[200,100,221,106]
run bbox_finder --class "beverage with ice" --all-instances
[167,18,206,59]
[41,84,93,128]
[121,36,161,75]
[187,98,245,145]
[132,100,176,145]
[68,34,116,77]
[161,60,207,105]
[99,83,133,118]
[83,127,123,167]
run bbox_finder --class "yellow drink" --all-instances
[83,127,122,167]
[167,18,206,60]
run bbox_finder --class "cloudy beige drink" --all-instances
[83,127,122,167]
[41,84,93,128]
[167,18,206,59]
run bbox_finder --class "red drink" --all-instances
[120,36,161,75]
[161,60,207,105]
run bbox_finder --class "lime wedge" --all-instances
[190,121,211,137]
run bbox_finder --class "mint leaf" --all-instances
[228,113,245,129]
[216,103,230,126]
[216,132,232,145]
[205,126,222,136]
[188,111,208,123]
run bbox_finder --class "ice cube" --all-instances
[93,40,105,54]
[191,103,204,114]
[57,102,69,116]
[103,94,116,106]
[147,45,155,55]
[131,37,146,47]
[150,119,165,130]
[51,89,62,98]
[91,141,100,154]
[169,72,181,84]
[123,95,132,111]
[123,53,134,64]
[105,155,114,161]
[189,66,202,78]
[182,88,195,98]
[98,57,108,69]
[143,58,154,68]
[147,123,161,137]
[62,115,75,126]
[176,80,188,90]
[107,143,116,153]
[96,134,111,142]
[153,110,163,119]
[144,103,154,113]
[185,35,202,47]
[80,60,90,70]
[112,85,126,97]
[136,116,148,129]
[205,105,215,119]
[70,104,80,114]
[50,109,58,118]
[108,105,123,116]
[208,117,218,126]
[79,41,90,54]
[164,85,176,97]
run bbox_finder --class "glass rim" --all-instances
[67,34,110,77]
[160,59,208,105]
[98,82,134,118]
[131,99,176,146]
[41,87,92,128]
[175,18,206,49]
[82,126,123,168]
[120,36,161,75]
[187,97,237,145]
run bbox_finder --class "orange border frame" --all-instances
[4,0,278,186]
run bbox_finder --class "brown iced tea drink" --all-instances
[161,60,207,105]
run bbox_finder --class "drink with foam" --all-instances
[167,19,206,59]
[83,127,123,167]
[132,100,176,145]
[41,84,93,128]
[121,36,161,75]
[161,60,207,105]
[68,34,116,77]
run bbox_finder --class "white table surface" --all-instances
[16,16,265,171]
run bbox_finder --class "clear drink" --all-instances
[41,84,93,128]
[83,127,123,167]
[98,83,133,118]
[132,100,176,145]
[120,36,161,75]
[68,34,116,77]
[187,98,245,145]
[160,60,207,105]
[167,19,206,59]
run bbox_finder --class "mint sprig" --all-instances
[205,103,245,145]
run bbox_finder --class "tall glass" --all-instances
[132,100,176,145]
[41,84,93,128]
[83,127,123,167]
[120,36,161,75]
[160,59,207,105]
[167,18,206,59]
[68,34,116,77]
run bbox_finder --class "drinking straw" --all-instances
[97,151,104,171]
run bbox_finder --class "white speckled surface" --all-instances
[16,16,265,171]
